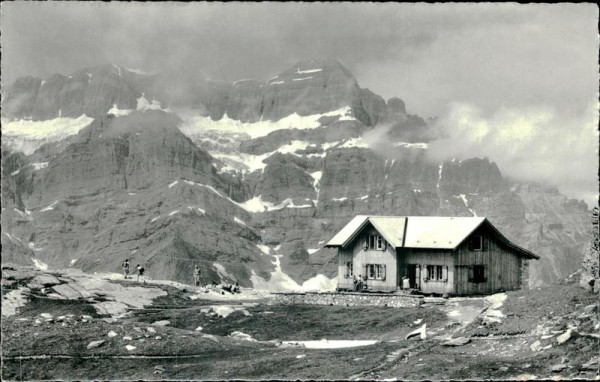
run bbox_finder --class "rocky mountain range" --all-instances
[1,59,592,289]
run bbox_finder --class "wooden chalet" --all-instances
[325,216,539,296]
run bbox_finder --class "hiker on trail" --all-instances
[194,265,202,287]
[136,264,145,283]
[233,282,241,294]
[122,259,130,279]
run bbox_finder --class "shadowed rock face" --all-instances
[1,60,592,288]
[2,59,391,128]
[3,65,155,121]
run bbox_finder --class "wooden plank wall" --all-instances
[400,249,455,294]
[337,225,398,291]
[454,225,522,295]
[337,247,354,289]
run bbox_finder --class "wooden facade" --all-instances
[337,225,398,292]
[333,217,537,296]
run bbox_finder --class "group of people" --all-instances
[121,259,145,282]
[121,261,239,292]
[352,275,367,291]
[350,275,412,292]
[195,265,240,293]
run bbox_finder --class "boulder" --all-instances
[107,331,117,338]
[151,320,171,327]
[530,340,542,352]
[125,345,136,351]
[551,364,567,372]
[556,330,572,345]
[52,284,83,300]
[86,340,106,350]
[442,337,471,346]
[30,274,60,287]
[405,324,427,340]
[202,334,219,343]
[584,304,597,315]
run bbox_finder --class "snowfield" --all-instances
[250,246,337,292]
[177,106,354,141]
[2,115,94,155]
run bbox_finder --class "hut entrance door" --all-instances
[407,264,421,290]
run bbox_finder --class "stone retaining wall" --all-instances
[274,292,424,308]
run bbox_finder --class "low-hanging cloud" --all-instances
[426,102,599,206]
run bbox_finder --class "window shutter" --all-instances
[415,264,421,287]
[382,264,386,281]
[468,266,474,282]
[363,239,368,251]
[443,266,448,282]
[383,240,387,251]
[364,264,369,280]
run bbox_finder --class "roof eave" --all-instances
[465,219,540,260]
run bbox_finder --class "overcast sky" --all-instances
[1,2,598,205]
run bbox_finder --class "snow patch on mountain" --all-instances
[137,94,162,111]
[297,68,323,74]
[459,194,477,217]
[238,196,312,213]
[178,106,354,140]
[31,162,49,170]
[108,104,133,116]
[256,244,271,255]
[393,142,428,149]
[31,258,49,270]
[40,200,59,212]
[211,140,316,173]
[213,263,237,282]
[339,137,369,149]
[234,217,248,226]
[2,115,94,155]
[293,77,313,81]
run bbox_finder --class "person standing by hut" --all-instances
[194,265,202,287]
[136,264,145,283]
[122,259,130,279]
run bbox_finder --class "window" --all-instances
[365,264,386,280]
[468,265,486,283]
[474,265,485,282]
[426,265,447,282]
[364,235,386,251]
[468,235,484,251]
[436,265,444,281]
[345,261,353,278]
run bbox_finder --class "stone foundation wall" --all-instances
[274,292,424,308]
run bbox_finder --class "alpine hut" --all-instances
[325,216,539,296]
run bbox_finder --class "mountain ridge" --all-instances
[1,59,592,290]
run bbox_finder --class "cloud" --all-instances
[426,102,599,206]
[1,3,596,205]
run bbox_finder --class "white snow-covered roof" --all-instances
[325,215,538,259]
[326,215,370,248]
[368,217,407,248]
[403,216,485,249]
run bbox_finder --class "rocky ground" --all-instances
[2,264,599,380]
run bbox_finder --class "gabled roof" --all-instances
[403,216,485,249]
[325,215,539,259]
[325,215,406,249]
